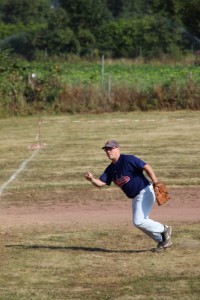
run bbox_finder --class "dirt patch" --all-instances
[0,187,199,229]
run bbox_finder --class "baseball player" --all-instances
[85,140,172,252]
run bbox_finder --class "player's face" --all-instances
[104,147,120,162]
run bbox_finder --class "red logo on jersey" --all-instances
[113,176,130,188]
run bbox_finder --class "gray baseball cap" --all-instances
[102,140,119,149]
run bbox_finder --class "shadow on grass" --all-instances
[5,244,154,253]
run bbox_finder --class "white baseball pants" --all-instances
[132,184,164,242]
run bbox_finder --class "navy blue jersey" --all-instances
[99,154,150,198]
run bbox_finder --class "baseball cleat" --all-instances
[154,240,173,253]
[154,242,165,252]
[162,225,172,248]
[154,225,172,253]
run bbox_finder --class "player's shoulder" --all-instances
[122,153,144,162]
[120,153,136,162]
[121,153,134,159]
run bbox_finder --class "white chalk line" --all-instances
[71,118,185,124]
[0,150,38,197]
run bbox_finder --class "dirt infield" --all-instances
[0,187,199,229]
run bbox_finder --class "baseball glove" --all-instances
[153,182,170,206]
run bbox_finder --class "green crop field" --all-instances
[33,61,200,88]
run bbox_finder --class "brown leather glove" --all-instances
[153,182,170,206]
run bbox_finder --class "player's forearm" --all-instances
[143,164,158,184]
[90,177,105,187]
[85,172,106,187]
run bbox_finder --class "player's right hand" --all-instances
[84,172,93,181]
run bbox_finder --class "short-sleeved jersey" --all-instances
[99,154,150,198]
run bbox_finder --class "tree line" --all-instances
[0,0,200,60]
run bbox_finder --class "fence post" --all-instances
[108,73,111,101]
[101,55,104,92]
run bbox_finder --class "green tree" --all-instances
[149,0,178,17]
[0,23,46,59]
[106,0,149,18]
[47,7,69,30]
[179,0,200,47]
[139,15,183,58]
[106,0,124,18]
[0,0,51,25]
[77,29,96,56]
[96,15,183,59]
[59,0,110,32]
[1,0,200,59]
[44,28,80,55]
[37,7,79,55]
[0,22,26,40]
[8,31,36,58]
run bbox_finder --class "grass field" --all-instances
[0,111,200,299]
[0,110,199,194]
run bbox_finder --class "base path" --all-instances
[0,187,199,228]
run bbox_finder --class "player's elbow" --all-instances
[92,179,106,188]
[98,180,106,187]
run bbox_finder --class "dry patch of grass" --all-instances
[0,111,200,299]
[0,111,200,202]
[0,224,200,300]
